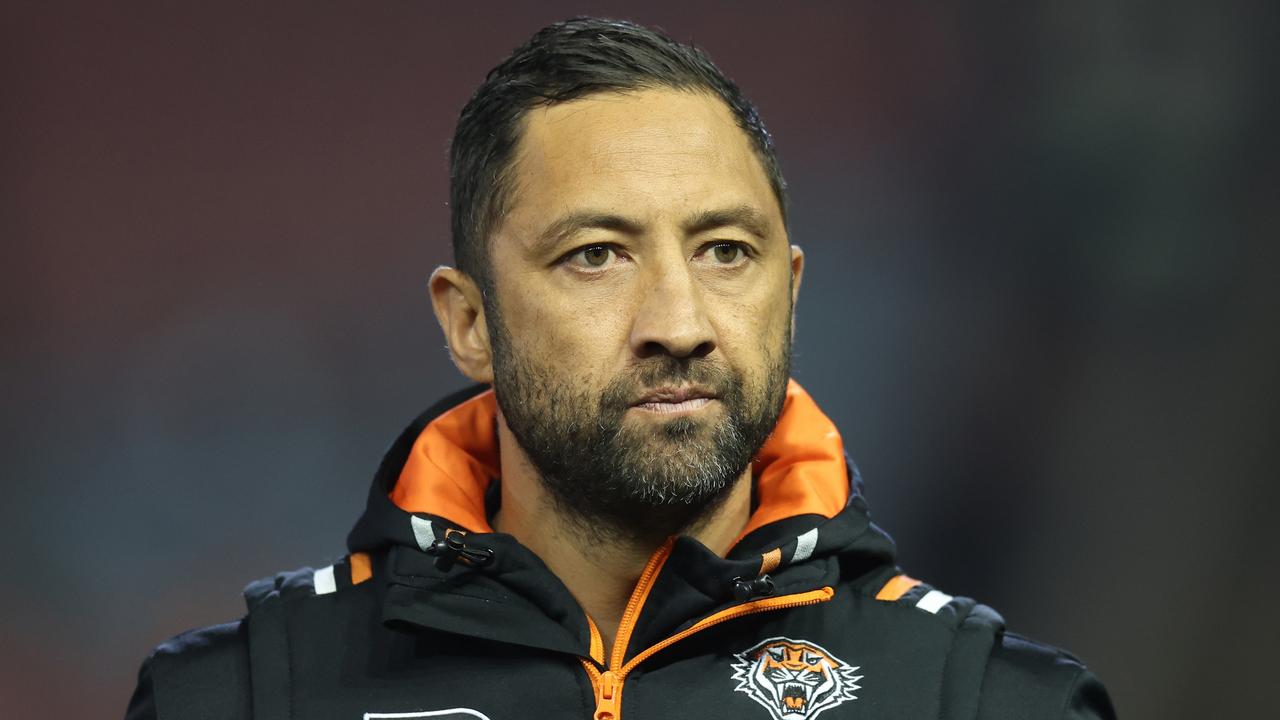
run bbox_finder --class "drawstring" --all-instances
[730,574,775,601]
[426,533,495,571]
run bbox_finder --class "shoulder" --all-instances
[862,573,1115,719]
[126,622,251,720]
[126,555,377,719]
[243,553,376,609]
[979,632,1117,720]
[153,620,249,660]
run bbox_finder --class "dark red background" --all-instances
[4,2,1276,717]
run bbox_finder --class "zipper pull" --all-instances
[594,669,621,720]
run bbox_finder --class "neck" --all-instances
[490,417,752,656]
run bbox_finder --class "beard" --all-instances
[488,310,791,547]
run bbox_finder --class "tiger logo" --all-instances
[730,637,862,720]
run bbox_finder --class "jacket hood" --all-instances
[341,379,901,660]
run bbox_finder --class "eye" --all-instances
[703,241,750,265]
[565,244,620,269]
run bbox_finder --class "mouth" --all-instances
[781,683,809,713]
[631,385,717,415]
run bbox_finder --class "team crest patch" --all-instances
[731,637,862,720]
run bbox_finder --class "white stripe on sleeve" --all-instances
[915,589,953,614]
[313,564,337,595]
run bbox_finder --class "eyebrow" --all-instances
[681,204,772,240]
[534,204,773,255]
[534,211,645,254]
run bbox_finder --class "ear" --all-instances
[788,245,805,340]
[429,266,494,383]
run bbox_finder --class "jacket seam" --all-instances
[412,587,507,603]
[933,623,958,719]
[1055,665,1090,720]
[271,593,306,720]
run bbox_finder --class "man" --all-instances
[128,17,1114,720]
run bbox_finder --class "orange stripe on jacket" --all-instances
[350,552,373,585]
[875,574,921,601]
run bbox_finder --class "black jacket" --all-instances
[127,382,1115,720]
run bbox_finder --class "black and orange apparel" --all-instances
[126,382,1115,720]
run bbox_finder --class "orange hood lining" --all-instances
[389,379,850,544]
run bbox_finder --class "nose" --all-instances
[628,257,717,360]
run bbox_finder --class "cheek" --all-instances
[709,315,788,396]
[708,284,792,362]
[499,282,634,384]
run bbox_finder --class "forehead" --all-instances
[499,88,781,242]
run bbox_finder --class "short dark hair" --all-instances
[448,16,788,289]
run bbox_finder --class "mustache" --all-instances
[599,358,738,411]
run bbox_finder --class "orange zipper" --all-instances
[579,542,835,720]
[585,615,605,665]
[609,538,674,669]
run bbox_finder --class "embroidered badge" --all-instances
[731,637,862,720]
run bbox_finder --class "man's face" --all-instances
[484,88,802,543]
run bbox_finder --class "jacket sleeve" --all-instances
[978,632,1117,720]
[124,621,252,720]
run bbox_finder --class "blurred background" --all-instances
[3,1,1276,717]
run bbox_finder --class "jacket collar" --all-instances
[346,380,897,657]
[383,379,850,541]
